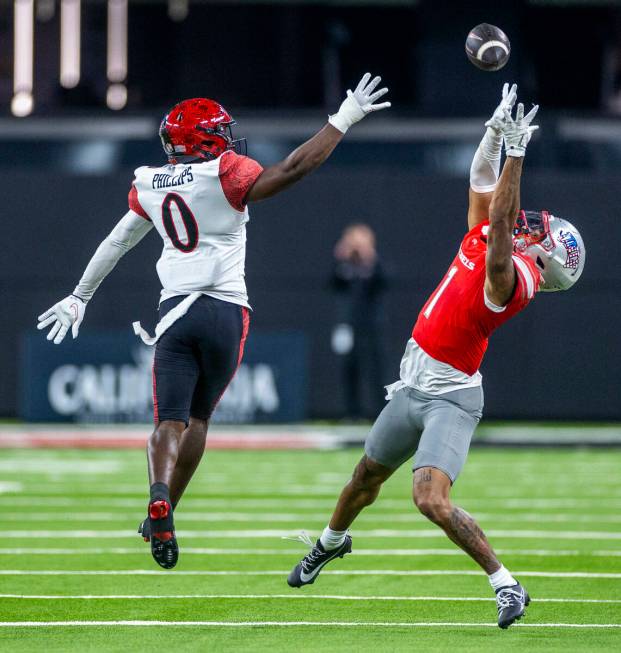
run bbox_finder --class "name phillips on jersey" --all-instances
[152,168,194,190]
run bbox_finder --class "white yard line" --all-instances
[8,473,607,485]
[5,528,621,540]
[0,485,350,496]
[0,483,22,494]
[0,620,619,629]
[1,497,620,510]
[1,547,620,557]
[1,594,619,604]
[5,511,621,524]
[500,498,621,508]
[0,461,122,474]
[2,570,621,578]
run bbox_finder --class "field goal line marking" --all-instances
[1,594,619,604]
[0,620,619,629]
[3,569,621,579]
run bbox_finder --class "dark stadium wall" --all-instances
[10,168,620,421]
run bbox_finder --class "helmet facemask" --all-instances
[513,210,554,252]
[194,121,247,160]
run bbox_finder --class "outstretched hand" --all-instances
[501,102,539,158]
[485,82,518,133]
[37,295,86,344]
[329,72,391,134]
[350,73,391,115]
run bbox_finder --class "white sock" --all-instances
[488,564,518,592]
[320,526,347,551]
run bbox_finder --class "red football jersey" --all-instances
[412,221,541,376]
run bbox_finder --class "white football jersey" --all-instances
[129,150,263,308]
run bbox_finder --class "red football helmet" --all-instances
[159,98,246,163]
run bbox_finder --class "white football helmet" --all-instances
[513,211,585,292]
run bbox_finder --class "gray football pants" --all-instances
[364,385,484,483]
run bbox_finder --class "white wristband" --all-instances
[328,113,350,134]
[70,291,88,305]
[505,147,526,158]
[328,91,366,135]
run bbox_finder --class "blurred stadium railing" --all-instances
[3,115,621,173]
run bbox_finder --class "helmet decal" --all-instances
[558,230,580,272]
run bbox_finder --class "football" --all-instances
[465,23,511,71]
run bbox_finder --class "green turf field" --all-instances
[0,446,620,652]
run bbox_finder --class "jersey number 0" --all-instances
[161,193,199,253]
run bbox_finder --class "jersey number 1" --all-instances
[423,266,458,318]
[161,193,199,253]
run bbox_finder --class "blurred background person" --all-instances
[330,224,389,420]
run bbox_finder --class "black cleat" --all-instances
[148,499,178,570]
[287,535,352,588]
[138,517,150,541]
[496,581,530,629]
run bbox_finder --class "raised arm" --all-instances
[468,83,517,229]
[484,102,539,307]
[247,73,390,202]
[37,211,153,344]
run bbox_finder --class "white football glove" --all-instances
[501,102,539,158]
[328,72,391,134]
[485,82,518,133]
[37,294,86,345]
